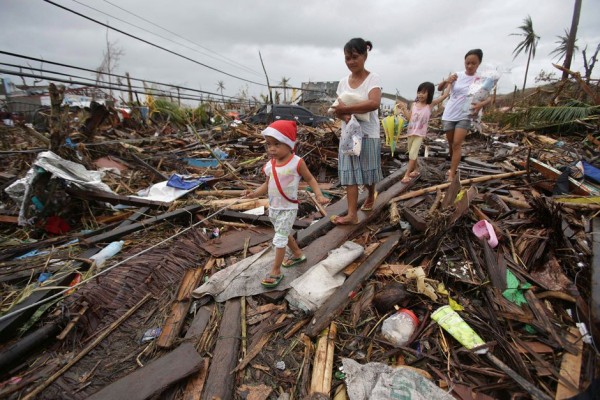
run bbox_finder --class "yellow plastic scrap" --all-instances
[404,266,438,301]
[381,114,405,156]
[448,297,464,311]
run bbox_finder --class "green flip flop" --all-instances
[282,254,307,268]
[261,274,284,288]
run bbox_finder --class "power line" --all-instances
[0,62,240,102]
[0,68,260,106]
[0,50,260,102]
[69,0,262,78]
[42,0,267,87]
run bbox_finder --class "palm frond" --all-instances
[507,100,600,129]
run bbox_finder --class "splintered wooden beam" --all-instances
[391,170,528,203]
[305,234,401,338]
[201,298,241,400]
[182,358,210,400]
[555,327,583,399]
[157,268,204,349]
[87,343,203,400]
[310,322,337,396]
[526,158,598,196]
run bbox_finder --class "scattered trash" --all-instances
[380,308,419,347]
[140,327,162,343]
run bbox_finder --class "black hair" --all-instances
[465,49,483,62]
[416,82,435,104]
[344,38,373,55]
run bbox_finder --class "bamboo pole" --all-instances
[23,294,152,400]
[391,171,528,203]
[306,191,328,217]
[310,322,337,395]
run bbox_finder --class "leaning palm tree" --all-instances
[216,80,225,104]
[511,15,540,93]
[562,0,581,80]
[550,29,579,63]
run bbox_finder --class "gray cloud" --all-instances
[1,0,599,105]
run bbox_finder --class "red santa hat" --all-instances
[261,120,297,150]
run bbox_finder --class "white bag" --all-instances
[328,92,370,122]
[340,115,363,156]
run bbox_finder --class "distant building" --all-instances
[300,81,338,115]
[0,77,114,121]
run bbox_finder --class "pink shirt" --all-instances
[406,103,432,137]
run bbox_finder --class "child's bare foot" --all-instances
[330,214,359,225]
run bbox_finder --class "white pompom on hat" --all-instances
[261,120,297,150]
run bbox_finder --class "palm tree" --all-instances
[279,77,290,104]
[562,0,581,80]
[550,29,579,62]
[511,15,540,93]
[216,80,225,104]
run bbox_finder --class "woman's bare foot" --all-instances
[330,214,359,225]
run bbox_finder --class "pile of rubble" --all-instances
[0,90,599,400]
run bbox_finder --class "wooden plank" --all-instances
[527,158,598,196]
[310,322,337,395]
[199,226,273,257]
[201,298,241,400]
[182,358,209,400]
[157,268,204,349]
[218,210,310,229]
[184,304,214,341]
[305,234,401,338]
[297,168,407,247]
[0,215,18,224]
[81,205,202,246]
[87,343,203,400]
[555,327,583,399]
[401,208,427,232]
[524,291,576,353]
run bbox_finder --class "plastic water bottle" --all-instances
[381,308,419,347]
[90,240,124,267]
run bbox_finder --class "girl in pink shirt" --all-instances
[397,82,449,183]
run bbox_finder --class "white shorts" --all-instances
[268,208,298,248]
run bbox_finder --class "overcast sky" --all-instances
[1,0,599,107]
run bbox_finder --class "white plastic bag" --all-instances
[328,92,370,122]
[340,115,363,156]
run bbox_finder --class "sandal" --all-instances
[360,192,378,211]
[330,215,359,225]
[282,254,306,268]
[261,274,284,288]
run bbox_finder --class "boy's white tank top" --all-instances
[263,155,302,210]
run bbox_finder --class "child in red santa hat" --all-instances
[243,120,329,288]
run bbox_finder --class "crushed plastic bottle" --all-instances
[90,240,124,268]
[381,308,419,347]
